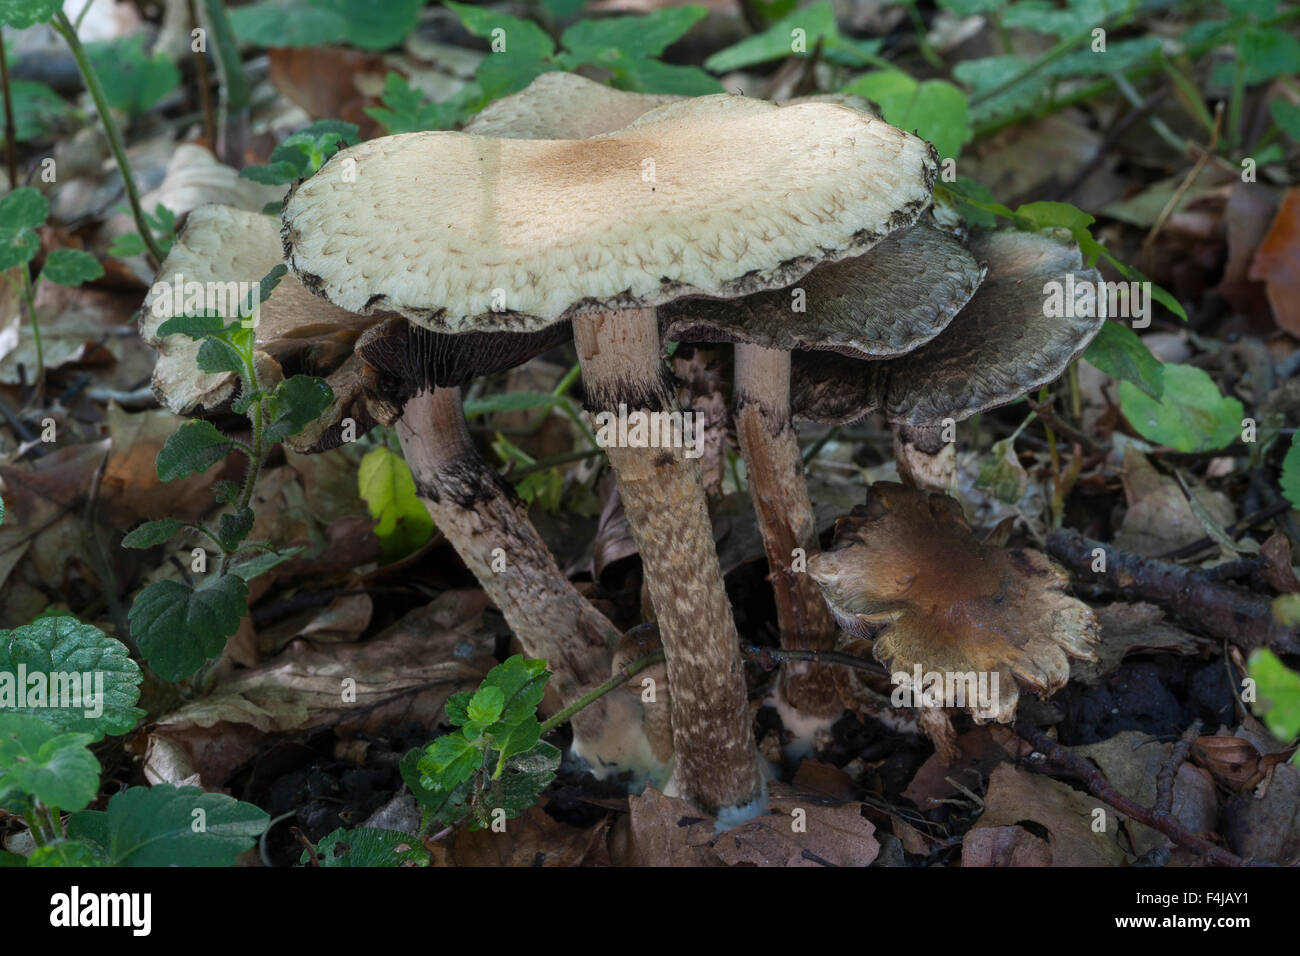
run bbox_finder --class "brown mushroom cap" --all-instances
[790,228,1107,425]
[462,71,681,139]
[662,220,984,357]
[281,94,938,332]
[806,482,1098,722]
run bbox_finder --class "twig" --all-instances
[1013,721,1249,867]
[1154,720,1201,819]
[538,648,666,736]
[742,643,887,677]
[1142,102,1223,265]
[1157,500,1293,561]
[1046,528,1300,654]
[187,0,216,148]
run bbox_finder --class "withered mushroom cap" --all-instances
[806,482,1098,723]
[281,94,938,331]
[791,228,1106,425]
[662,220,984,357]
[141,204,373,415]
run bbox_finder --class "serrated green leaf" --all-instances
[1248,649,1300,746]
[196,337,247,377]
[264,375,334,443]
[26,840,105,866]
[562,6,708,62]
[467,685,504,726]
[1271,100,1300,141]
[445,692,471,727]
[609,55,722,95]
[122,518,183,549]
[107,232,147,258]
[492,715,541,764]
[156,420,234,481]
[480,655,550,727]
[0,187,47,271]
[0,617,143,738]
[155,313,231,340]
[129,575,248,681]
[704,0,835,72]
[473,740,559,829]
[447,1,556,59]
[358,446,434,562]
[1084,322,1165,399]
[0,715,99,812]
[0,0,61,29]
[316,0,423,50]
[365,72,461,134]
[400,747,472,828]
[842,71,971,158]
[42,249,103,287]
[307,826,430,866]
[1119,364,1243,453]
[67,785,268,866]
[417,733,481,791]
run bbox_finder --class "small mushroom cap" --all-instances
[806,482,1098,722]
[281,95,938,333]
[791,228,1107,425]
[610,622,667,687]
[141,204,372,414]
[662,220,984,357]
[462,71,681,139]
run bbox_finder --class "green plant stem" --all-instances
[200,0,250,165]
[1227,41,1245,150]
[23,810,48,847]
[538,649,665,736]
[510,446,604,479]
[236,398,265,514]
[0,29,18,189]
[18,268,44,399]
[50,12,166,265]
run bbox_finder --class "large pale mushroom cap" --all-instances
[806,482,1098,722]
[462,71,681,139]
[791,228,1107,425]
[281,94,938,333]
[662,220,984,356]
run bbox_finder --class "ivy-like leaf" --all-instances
[1282,433,1300,510]
[129,574,248,681]
[0,0,62,29]
[1083,322,1165,400]
[0,715,99,812]
[218,509,255,551]
[1119,364,1243,453]
[0,617,143,738]
[67,785,268,866]
[0,187,47,271]
[156,420,234,481]
[42,249,103,287]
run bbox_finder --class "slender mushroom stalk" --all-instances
[574,309,763,812]
[144,205,661,782]
[281,94,937,814]
[731,343,840,720]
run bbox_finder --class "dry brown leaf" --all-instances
[447,806,610,867]
[961,825,1053,866]
[966,762,1131,866]
[1222,761,1300,864]
[1114,449,1235,557]
[1071,602,1208,685]
[1249,186,1300,336]
[903,726,1011,812]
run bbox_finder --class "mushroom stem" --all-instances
[574,309,763,814]
[733,343,842,720]
[894,423,956,493]
[395,385,646,766]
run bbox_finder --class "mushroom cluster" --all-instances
[145,72,1106,820]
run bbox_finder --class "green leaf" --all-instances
[1001,0,1109,37]
[1083,322,1165,400]
[607,55,722,95]
[704,0,835,72]
[226,547,302,583]
[399,747,472,828]
[0,617,143,739]
[241,121,359,184]
[492,715,541,764]
[263,375,334,443]
[196,337,247,377]
[0,187,47,271]
[67,785,268,866]
[307,827,430,866]
[1118,364,1243,453]
[480,655,550,727]
[463,391,565,417]
[27,840,106,866]
[467,685,505,726]
[42,249,103,287]
[156,420,234,481]
[473,741,560,829]
[842,71,972,159]
[316,0,424,50]
[218,509,255,551]
[86,35,181,115]
[0,715,99,812]
[445,692,472,727]
[129,575,248,681]
[156,313,231,340]
[1235,25,1300,85]
[107,232,147,259]
[228,1,349,47]
[1247,649,1300,747]
[562,6,708,62]
[365,72,458,135]
[358,446,434,561]
[447,1,556,60]
[0,0,61,29]
[417,733,481,791]
[122,518,183,549]
[474,57,555,100]
[1281,433,1300,510]
[1271,100,1300,141]
[0,80,72,146]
